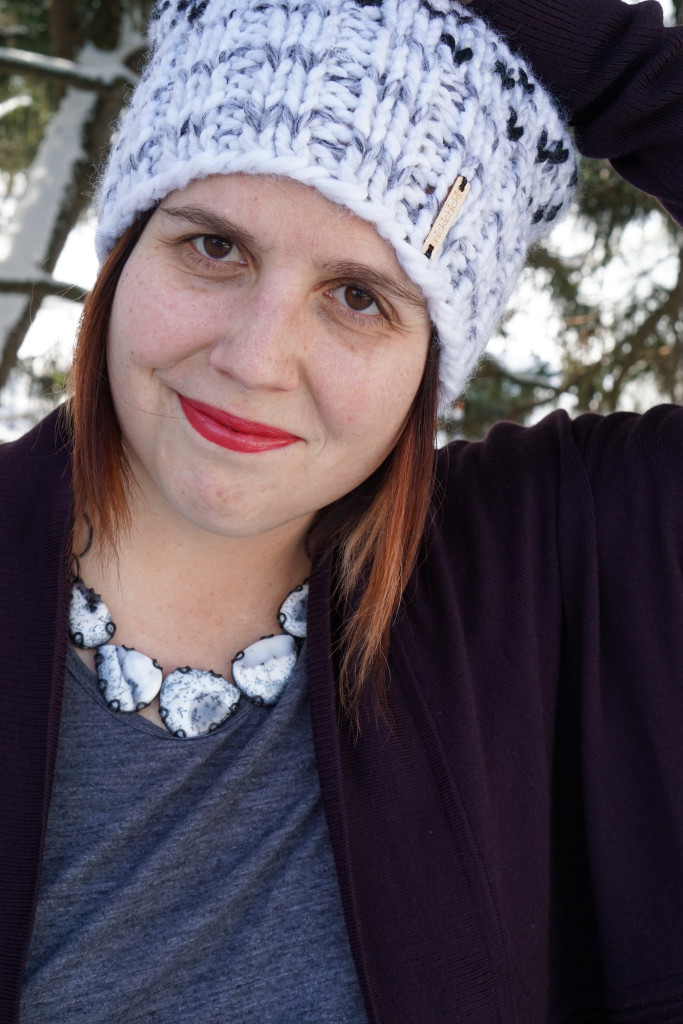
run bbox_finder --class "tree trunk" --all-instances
[49,0,83,59]
[0,87,97,390]
[0,0,139,392]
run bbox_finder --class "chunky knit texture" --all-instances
[96,0,578,405]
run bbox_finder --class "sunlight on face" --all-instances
[108,174,431,541]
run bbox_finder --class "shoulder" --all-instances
[430,409,576,563]
[0,406,72,494]
[0,406,73,544]
[408,404,683,687]
[435,403,683,514]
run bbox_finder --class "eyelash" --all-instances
[328,285,388,325]
[185,235,244,267]
[181,235,390,325]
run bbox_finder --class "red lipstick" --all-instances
[179,395,301,453]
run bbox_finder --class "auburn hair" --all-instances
[68,215,439,723]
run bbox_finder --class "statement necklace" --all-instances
[69,565,308,739]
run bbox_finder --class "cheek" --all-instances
[311,342,426,446]
[109,258,206,376]
[109,263,156,379]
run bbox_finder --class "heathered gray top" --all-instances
[20,644,367,1024]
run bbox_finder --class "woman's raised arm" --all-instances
[465,0,683,225]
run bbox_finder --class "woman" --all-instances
[1,0,682,1020]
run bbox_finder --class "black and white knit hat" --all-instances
[96,0,577,406]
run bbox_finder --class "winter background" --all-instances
[0,0,681,442]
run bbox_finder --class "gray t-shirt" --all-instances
[20,643,367,1024]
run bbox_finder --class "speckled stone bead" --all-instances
[69,581,116,649]
[159,667,241,738]
[95,644,163,712]
[232,634,298,707]
[70,577,306,736]
[277,583,308,639]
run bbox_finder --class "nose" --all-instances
[207,276,308,392]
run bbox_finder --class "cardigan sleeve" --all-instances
[468,0,683,226]
[421,406,683,1015]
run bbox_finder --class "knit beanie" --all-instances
[96,0,577,407]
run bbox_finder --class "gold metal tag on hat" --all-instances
[422,176,470,259]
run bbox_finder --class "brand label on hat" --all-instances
[423,176,470,259]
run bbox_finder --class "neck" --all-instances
[123,505,310,591]
[74,493,312,683]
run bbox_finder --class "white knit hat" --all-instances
[96,0,577,406]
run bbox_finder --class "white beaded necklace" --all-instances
[69,571,308,739]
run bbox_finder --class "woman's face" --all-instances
[108,174,431,541]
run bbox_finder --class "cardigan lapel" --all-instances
[0,410,73,1023]
[306,552,519,1024]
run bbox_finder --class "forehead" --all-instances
[161,172,365,236]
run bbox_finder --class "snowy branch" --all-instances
[0,15,145,396]
[0,87,98,387]
[0,95,32,120]
[0,45,137,92]
[0,278,88,303]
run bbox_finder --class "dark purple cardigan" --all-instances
[2,2,682,1021]
[6,406,683,1023]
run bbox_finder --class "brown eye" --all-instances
[344,286,374,311]
[193,235,241,261]
[331,284,381,316]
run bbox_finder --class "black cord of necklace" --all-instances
[72,512,93,584]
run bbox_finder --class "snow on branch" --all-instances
[0,17,146,393]
[0,89,97,267]
[0,95,32,121]
[0,45,137,92]
[0,87,98,385]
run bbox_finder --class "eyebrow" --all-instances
[159,204,426,312]
[159,205,260,252]
[321,259,426,312]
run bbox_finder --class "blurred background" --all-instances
[0,0,681,442]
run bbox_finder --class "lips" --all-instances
[179,395,302,453]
